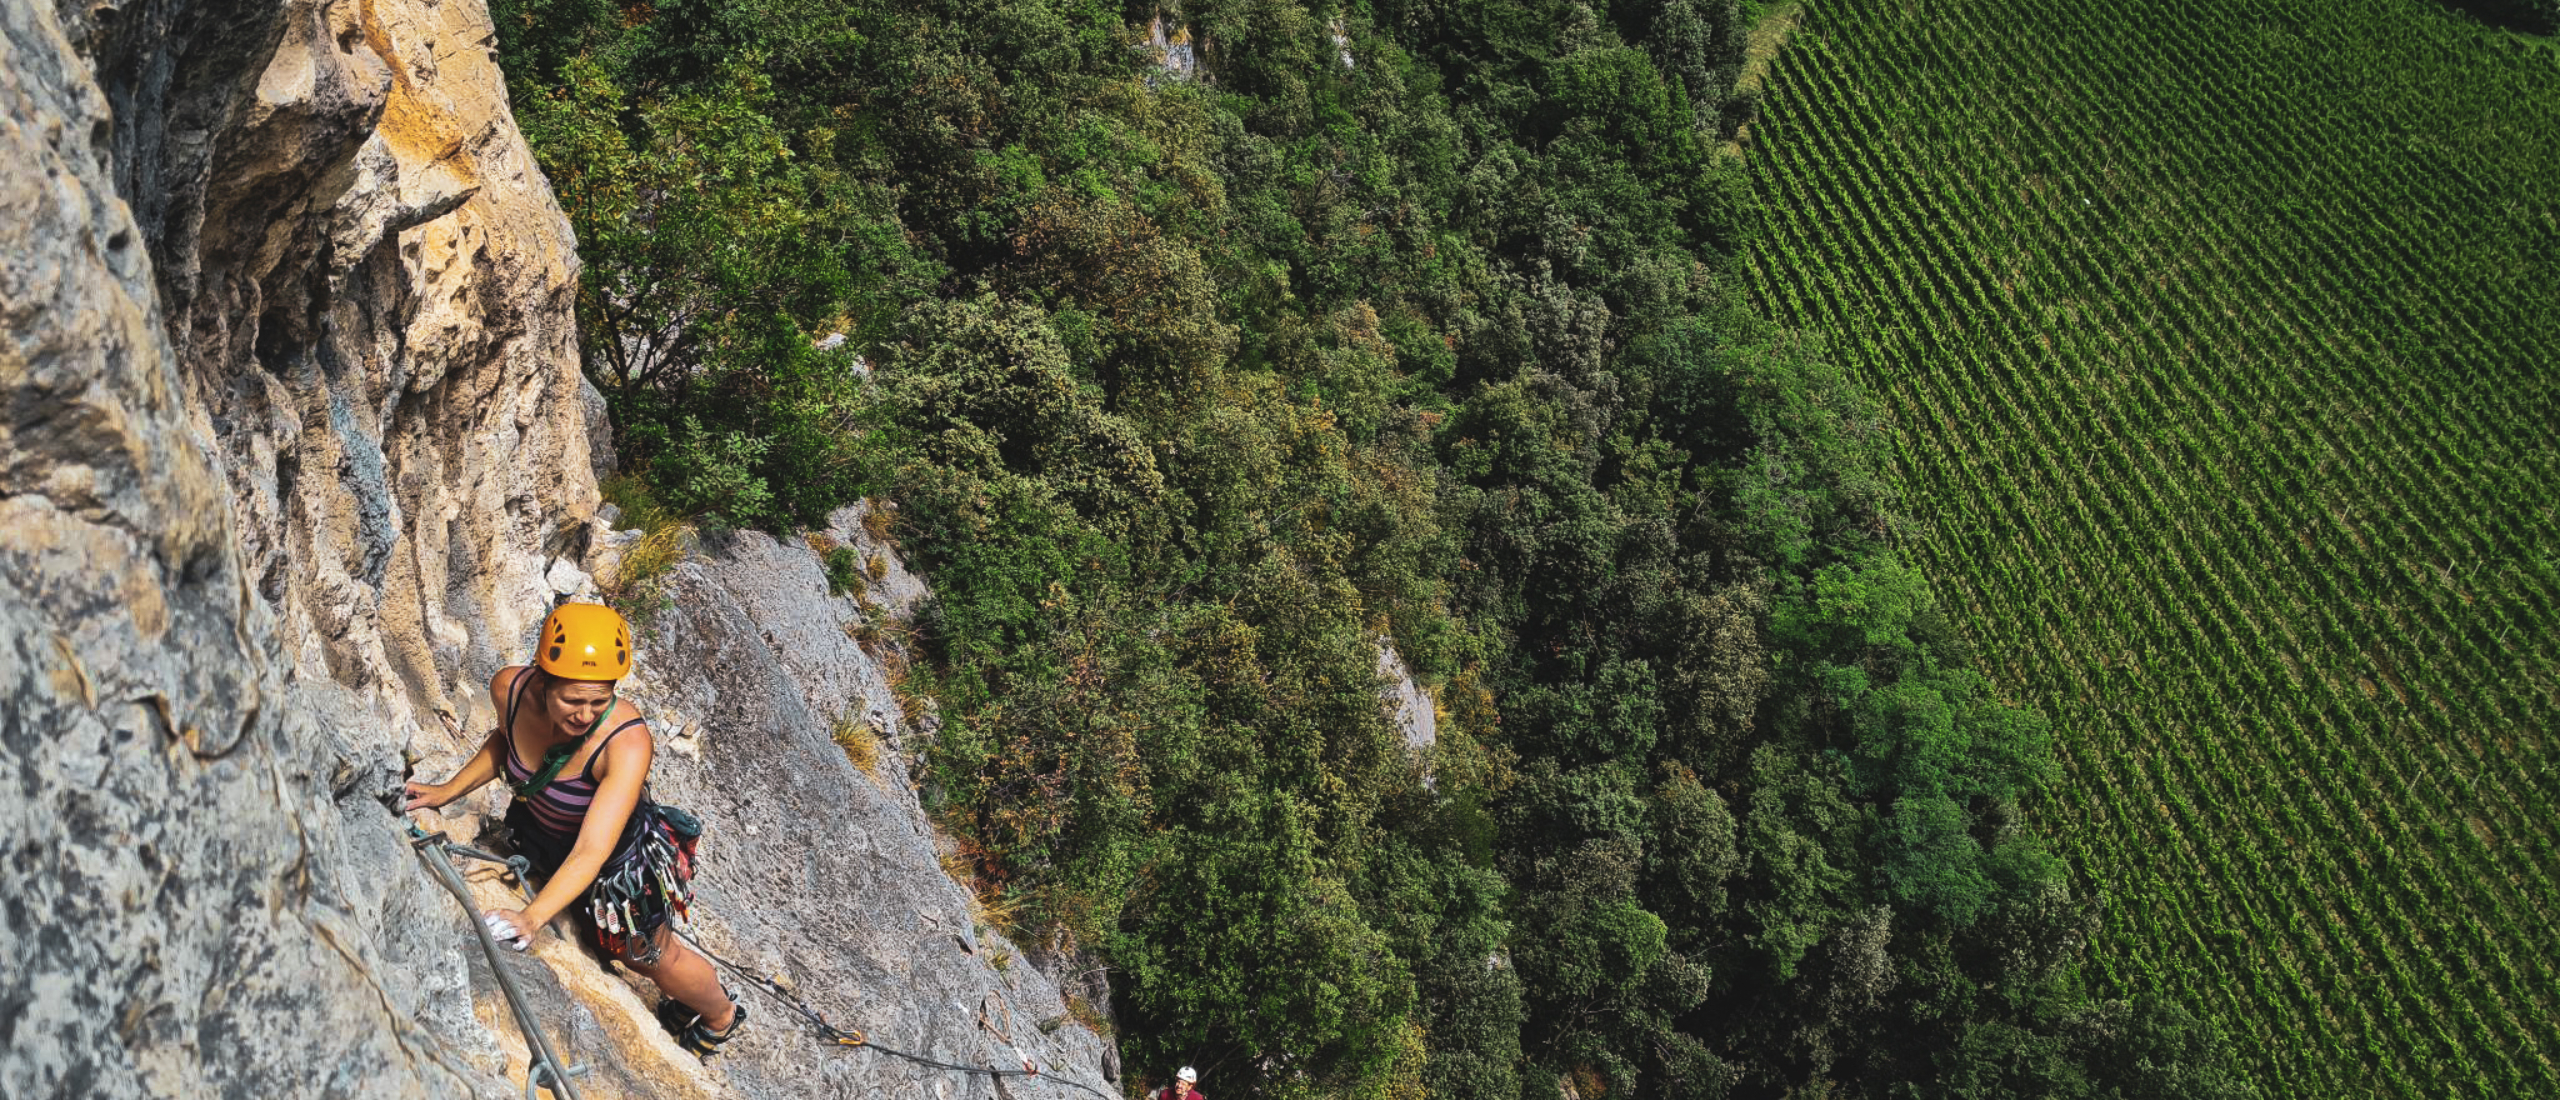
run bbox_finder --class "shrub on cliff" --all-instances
[514,50,914,530]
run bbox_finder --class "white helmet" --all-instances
[1177,1066,1199,1083]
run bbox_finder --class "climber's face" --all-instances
[547,678,616,734]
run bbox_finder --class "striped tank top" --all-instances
[500,670,646,839]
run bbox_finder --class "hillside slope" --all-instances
[1740,0,2560,1095]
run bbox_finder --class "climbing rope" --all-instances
[409,826,590,1100]
[425,828,1115,1098]
[676,930,1099,1089]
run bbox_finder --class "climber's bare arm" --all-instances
[401,669,518,813]
[512,718,653,929]
[401,731,504,814]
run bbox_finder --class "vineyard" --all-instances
[1741,0,2560,1096]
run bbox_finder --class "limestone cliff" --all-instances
[1,0,1113,1096]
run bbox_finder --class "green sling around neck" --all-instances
[510,690,618,800]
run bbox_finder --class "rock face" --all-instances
[2,0,482,1094]
[1,0,1116,1097]
[81,0,595,708]
[476,504,1108,1100]
[1378,642,1436,752]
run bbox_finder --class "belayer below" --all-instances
[405,601,746,1058]
[1153,1065,1206,1100]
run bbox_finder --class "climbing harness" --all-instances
[409,825,590,1100]
[583,800,702,965]
[491,672,700,966]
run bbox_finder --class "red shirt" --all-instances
[1154,1087,1204,1100]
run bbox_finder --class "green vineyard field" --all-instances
[1741,0,2560,1096]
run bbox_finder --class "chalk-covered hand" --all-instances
[482,909,533,951]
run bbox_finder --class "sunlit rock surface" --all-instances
[1378,642,1436,753]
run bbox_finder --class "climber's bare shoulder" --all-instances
[489,665,526,705]
[594,708,654,780]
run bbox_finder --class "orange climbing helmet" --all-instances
[537,602,632,681]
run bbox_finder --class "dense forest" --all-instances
[486,0,2256,1095]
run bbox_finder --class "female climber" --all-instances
[403,601,746,1058]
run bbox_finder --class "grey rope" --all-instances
[433,833,1114,1097]
[409,826,590,1100]
[444,838,535,886]
[674,927,1115,1098]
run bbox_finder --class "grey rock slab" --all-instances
[600,528,1116,1099]
[1377,640,1436,752]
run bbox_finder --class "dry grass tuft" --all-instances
[617,523,695,589]
[860,497,896,543]
[858,614,930,728]
[1062,992,1115,1037]
[599,474,695,603]
[939,838,1023,935]
[830,712,883,783]
[974,887,1025,936]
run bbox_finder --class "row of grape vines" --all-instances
[1742,0,2560,1096]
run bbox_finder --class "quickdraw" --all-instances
[588,804,701,962]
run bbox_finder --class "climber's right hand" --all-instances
[482,909,534,951]
[403,780,449,814]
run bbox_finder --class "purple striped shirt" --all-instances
[501,670,641,840]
